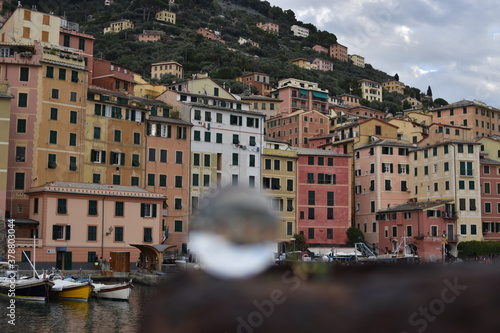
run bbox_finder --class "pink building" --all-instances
[20,182,166,270]
[377,200,454,262]
[354,139,414,248]
[330,43,348,62]
[480,156,500,241]
[295,148,351,246]
[138,30,164,42]
[196,27,225,44]
[92,58,134,94]
[236,72,273,96]
[312,58,333,72]
[272,78,330,114]
[256,22,279,35]
[312,45,329,54]
[266,110,329,148]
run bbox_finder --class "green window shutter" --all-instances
[65,225,71,240]
[121,153,125,166]
[152,204,157,218]
[52,225,58,240]
[94,104,101,116]
[70,111,77,124]
[140,203,146,217]
[69,133,77,146]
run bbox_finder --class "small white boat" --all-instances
[92,280,133,301]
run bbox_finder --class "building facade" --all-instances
[271,78,330,114]
[151,60,184,80]
[330,43,348,62]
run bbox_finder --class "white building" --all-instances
[291,25,309,38]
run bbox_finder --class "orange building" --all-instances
[330,43,348,62]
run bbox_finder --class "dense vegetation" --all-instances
[3,0,441,112]
[457,241,500,259]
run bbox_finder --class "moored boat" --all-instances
[92,280,133,301]
[49,278,92,301]
[0,262,53,301]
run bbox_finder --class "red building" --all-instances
[196,27,225,44]
[92,58,134,94]
[377,200,455,262]
[272,78,330,114]
[59,21,95,81]
[480,156,500,240]
[236,72,273,96]
[295,147,351,246]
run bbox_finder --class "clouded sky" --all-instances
[266,0,500,107]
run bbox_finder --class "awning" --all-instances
[6,219,39,225]
[299,89,308,95]
[312,91,329,99]
[130,244,177,272]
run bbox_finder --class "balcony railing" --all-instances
[15,238,43,247]
[443,212,458,219]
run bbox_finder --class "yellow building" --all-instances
[290,58,311,70]
[410,141,483,245]
[151,60,183,80]
[359,79,382,102]
[382,80,405,95]
[133,72,166,99]
[262,137,298,242]
[240,95,281,119]
[0,7,60,45]
[349,54,365,68]
[104,19,135,34]
[156,10,176,24]
[84,88,170,187]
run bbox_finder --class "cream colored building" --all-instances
[0,7,60,45]
[151,60,183,80]
[156,10,176,24]
[349,54,365,68]
[104,19,134,34]
[290,25,309,38]
[359,79,382,102]
[133,72,166,99]
[382,80,405,95]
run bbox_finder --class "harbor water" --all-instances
[1,284,155,333]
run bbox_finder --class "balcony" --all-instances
[443,211,458,219]
[15,238,43,248]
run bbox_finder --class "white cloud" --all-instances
[395,25,412,44]
[411,65,437,78]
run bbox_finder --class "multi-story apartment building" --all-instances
[429,99,500,140]
[156,9,176,24]
[235,72,272,96]
[138,30,165,42]
[403,96,423,109]
[164,75,232,98]
[330,43,348,62]
[409,141,483,253]
[353,139,414,247]
[479,156,500,241]
[359,79,382,102]
[377,200,454,261]
[295,148,351,246]
[145,115,192,249]
[196,27,225,44]
[382,79,405,95]
[290,58,311,70]
[343,105,387,120]
[20,182,165,269]
[239,94,281,119]
[266,110,329,148]
[256,22,279,35]
[271,78,330,114]
[262,137,298,243]
[312,45,329,54]
[336,94,361,107]
[312,58,333,72]
[349,54,365,68]
[151,60,184,80]
[92,58,134,94]
[0,82,11,250]
[103,19,134,34]
[290,25,309,38]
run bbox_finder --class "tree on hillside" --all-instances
[433,98,449,107]
[346,227,364,246]
[427,85,433,97]
[394,73,399,81]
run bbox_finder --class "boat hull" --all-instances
[0,279,52,301]
[50,284,92,302]
[92,282,133,301]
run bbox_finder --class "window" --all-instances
[471,225,477,235]
[52,225,70,240]
[175,198,182,210]
[216,133,223,143]
[115,227,124,242]
[71,70,79,83]
[459,161,473,176]
[79,38,85,51]
[327,192,334,206]
[175,176,182,188]
[274,160,280,170]
[144,228,153,242]
[232,134,240,145]
[20,67,29,81]
[308,228,315,239]
[51,89,59,99]
[204,154,211,167]
[308,157,314,165]
[286,222,293,236]
[308,191,315,205]
[287,161,293,172]
[484,202,491,213]
[115,202,124,217]
[460,224,467,235]
[69,133,77,146]
[140,203,157,218]
[114,130,121,142]
[385,179,392,191]
[175,220,183,232]
[113,175,121,185]
[59,68,66,81]
[131,177,139,186]
[484,182,491,194]
[249,155,255,167]
[46,66,54,78]
[177,126,187,140]
[194,130,201,141]
[15,147,26,162]
[203,175,210,187]
[148,148,156,162]
[57,198,67,214]
[401,180,408,192]
[48,153,57,169]
[430,226,438,237]
[176,151,183,164]
[375,126,381,135]
[14,173,25,190]
[192,174,199,187]
[49,130,58,145]
[88,226,97,241]
[92,174,101,184]
[286,179,294,192]
[232,174,239,186]
[18,93,28,108]
[249,176,255,188]
[459,198,466,211]
[133,133,140,145]
[147,174,155,187]
[392,226,398,237]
